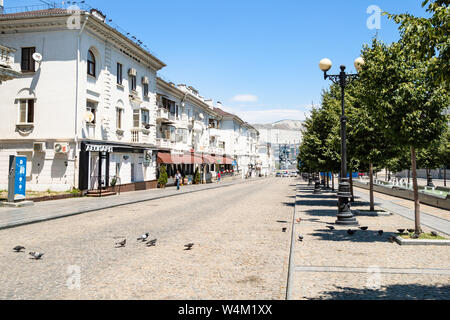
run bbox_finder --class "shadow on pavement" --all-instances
[314,283,450,300]
[296,199,338,207]
[310,229,396,243]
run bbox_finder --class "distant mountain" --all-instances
[252,120,305,131]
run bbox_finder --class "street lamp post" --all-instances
[319,57,364,225]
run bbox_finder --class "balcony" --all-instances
[0,45,20,83]
[156,138,171,149]
[209,128,221,137]
[131,129,151,144]
[156,108,169,122]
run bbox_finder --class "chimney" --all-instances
[0,0,4,15]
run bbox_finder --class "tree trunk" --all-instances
[426,168,435,188]
[411,147,422,235]
[331,172,335,191]
[445,167,447,187]
[385,168,388,181]
[369,163,375,212]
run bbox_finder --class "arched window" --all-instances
[87,50,96,77]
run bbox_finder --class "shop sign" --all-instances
[85,144,114,153]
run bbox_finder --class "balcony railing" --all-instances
[131,129,150,143]
[209,128,221,137]
[156,108,169,121]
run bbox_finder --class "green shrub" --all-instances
[194,167,201,185]
[158,165,168,187]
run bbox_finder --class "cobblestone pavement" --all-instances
[289,182,450,300]
[0,177,295,300]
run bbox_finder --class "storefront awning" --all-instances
[157,152,203,164]
[214,155,234,165]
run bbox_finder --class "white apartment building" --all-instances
[0,8,165,192]
[0,5,261,194]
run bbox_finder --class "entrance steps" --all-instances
[86,189,117,198]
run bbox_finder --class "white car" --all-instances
[282,172,290,178]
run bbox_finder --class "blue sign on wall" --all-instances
[14,156,27,200]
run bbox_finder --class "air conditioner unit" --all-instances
[128,68,137,76]
[54,143,70,154]
[33,142,46,153]
[142,76,149,84]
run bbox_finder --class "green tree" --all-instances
[358,38,448,235]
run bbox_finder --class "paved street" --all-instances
[288,182,450,300]
[0,177,295,300]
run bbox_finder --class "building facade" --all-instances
[0,6,261,193]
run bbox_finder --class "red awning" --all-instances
[202,154,216,164]
[157,152,203,164]
[214,155,234,165]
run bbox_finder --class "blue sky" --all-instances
[7,0,430,123]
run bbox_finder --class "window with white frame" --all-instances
[133,109,140,128]
[18,99,35,124]
[86,101,97,125]
[116,107,124,130]
[141,109,150,126]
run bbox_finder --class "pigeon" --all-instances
[360,226,368,231]
[184,243,194,251]
[147,239,157,247]
[431,231,438,237]
[29,252,44,260]
[298,235,304,242]
[326,226,335,231]
[378,230,384,236]
[347,229,356,236]
[282,228,287,233]
[13,246,25,253]
[407,229,415,233]
[137,233,150,242]
[397,229,405,234]
[115,239,126,248]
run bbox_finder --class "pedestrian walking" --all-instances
[217,171,221,183]
[175,170,182,191]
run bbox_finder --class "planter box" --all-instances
[354,180,450,210]
[394,236,450,246]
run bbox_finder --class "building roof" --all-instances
[0,8,78,19]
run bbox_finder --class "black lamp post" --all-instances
[319,57,364,225]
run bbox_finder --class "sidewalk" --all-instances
[0,178,261,231]
[353,188,450,236]
[287,182,450,300]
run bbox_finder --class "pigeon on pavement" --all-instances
[13,246,25,253]
[115,239,126,248]
[397,229,405,234]
[347,229,356,236]
[431,231,438,237]
[147,239,157,247]
[282,228,287,233]
[326,226,335,231]
[407,229,415,233]
[378,230,384,236]
[29,252,44,260]
[137,233,150,242]
[360,226,368,231]
[298,235,304,242]
[184,243,194,251]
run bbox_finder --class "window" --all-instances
[21,47,36,72]
[87,50,96,77]
[143,83,149,97]
[117,63,123,85]
[133,109,140,128]
[130,75,137,92]
[141,109,149,126]
[116,108,123,130]
[86,101,97,124]
[19,99,34,124]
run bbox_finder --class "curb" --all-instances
[0,178,263,231]
[394,236,450,246]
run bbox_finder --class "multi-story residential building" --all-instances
[0,4,260,194]
[0,7,165,192]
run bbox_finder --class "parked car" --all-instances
[290,172,298,178]
[276,172,282,177]
[283,171,290,178]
